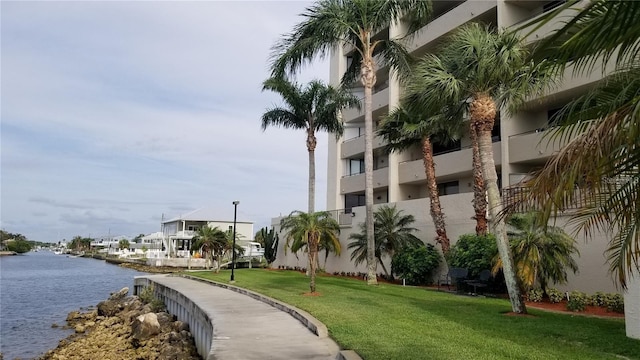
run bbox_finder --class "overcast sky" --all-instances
[1,1,332,242]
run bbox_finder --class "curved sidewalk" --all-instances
[143,274,341,360]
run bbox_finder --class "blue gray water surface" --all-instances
[0,251,146,359]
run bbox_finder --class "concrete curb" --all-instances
[180,274,363,360]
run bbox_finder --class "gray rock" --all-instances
[131,313,161,341]
[108,287,129,301]
[97,300,121,317]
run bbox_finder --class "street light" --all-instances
[230,200,240,282]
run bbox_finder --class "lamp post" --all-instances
[230,200,239,282]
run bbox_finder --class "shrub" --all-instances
[527,288,543,302]
[391,244,441,285]
[6,239,31,254]
[566,291,587,312]
[138,285,165,313]
[547,288,564,303]
[446,234,498,279]
[589,292,607,307]
[605,293,624,313]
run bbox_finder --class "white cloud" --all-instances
[1,1,334,241]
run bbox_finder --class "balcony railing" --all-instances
[326,209,354,226]
[342,164,389,178]
[501,185,593,214]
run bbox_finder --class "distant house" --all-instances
[162,208,254,258]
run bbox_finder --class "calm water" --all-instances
[0,251,146,359]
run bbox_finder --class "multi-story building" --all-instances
[273,0,620,294]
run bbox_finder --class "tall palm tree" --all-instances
[193,226,227,271]
[406,23,552,313]
[378,105,458,253]
[271,0,433,285]
[348,205,422,278]
[280,211,341,293]
[510,0,640,288]
[493,212,579,296]
[262,76,359,213]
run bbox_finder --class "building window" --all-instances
[350,159,365,175]
[187,225,200,231]
[433,140,461,156]
[543,0,566,13]
[438,181,459,196]
[345,193,366,213]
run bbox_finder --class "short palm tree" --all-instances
[280,211,341,293]
[348,205,422,278]
[406,23,552,313]
[378,105,458,252]
[271,0,433,285]
[494,213,579,296]
[262,76,359,213]
[193,226,227,271]
[511,0,640,288]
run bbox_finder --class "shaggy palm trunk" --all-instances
[361,39,378,285]
[308,237,319,293]
[422,136,450,252]
[307,126,316,214]
[470,126,488,235]
[471,93,526,314]
[216,254,221,273]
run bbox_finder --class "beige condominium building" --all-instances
[273,0,618,294]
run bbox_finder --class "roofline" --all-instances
[162,219,253,225]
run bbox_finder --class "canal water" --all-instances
[0,251,146,359]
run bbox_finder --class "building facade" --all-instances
[273,0,620,294]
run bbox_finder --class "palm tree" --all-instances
[262,76,359,213]
[280,211,341,292]
[270,0,433,285]
[193,226,227,271]
[406,23,552,313]
[348,205,422,278]
[378,105,458,252]
[510,0,640,288]
[493,213,579,297]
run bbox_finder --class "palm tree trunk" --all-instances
[362,45,378,286]
[307,127,316,214]
[472,93,526,314]
[307,128,317,276]
[470,126,488,235]
[309,240,318,293]
[422,136,450,253]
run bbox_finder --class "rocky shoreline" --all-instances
[36,287,201,360]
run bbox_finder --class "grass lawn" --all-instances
[188,269,639,360]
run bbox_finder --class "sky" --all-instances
[1,0,332,242]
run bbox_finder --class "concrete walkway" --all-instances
[144,274,341,360]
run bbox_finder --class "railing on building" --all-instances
[326,209,354,226]
[501,185,594,214]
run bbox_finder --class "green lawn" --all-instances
[188,269,639,360]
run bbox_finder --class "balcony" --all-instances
[340,166,389,194]
[508,129,567,164]
[341,134,387,158]
[398,142,502,184]
[513,3,579,44]
[342,86,389,121]
[407,1,497,53]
